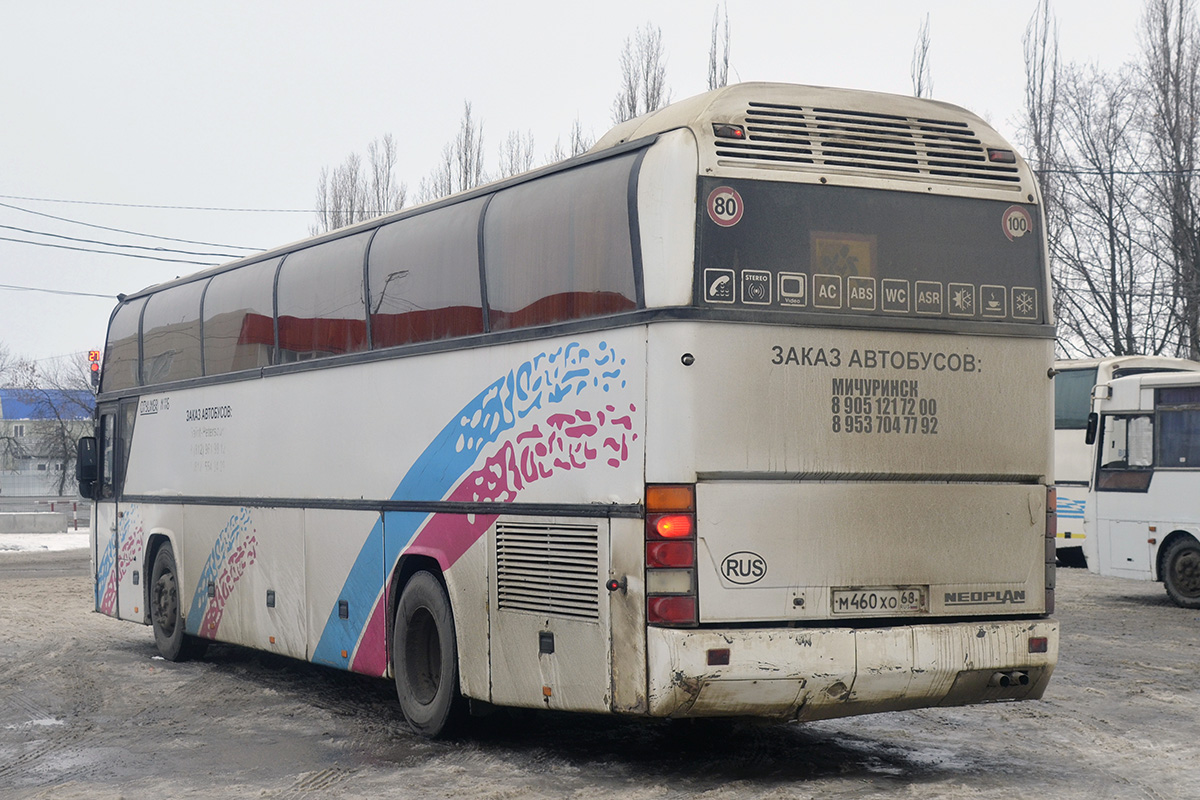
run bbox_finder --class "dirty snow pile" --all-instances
[0,531,90,552]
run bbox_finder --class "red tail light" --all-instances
[645,484,697,627]
[647,540,695,568]
[647,595,697,625]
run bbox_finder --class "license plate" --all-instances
[831,587,927,615]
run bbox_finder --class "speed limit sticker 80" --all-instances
[707,186,744,227]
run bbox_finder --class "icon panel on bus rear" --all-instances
[880,279,909,313]
[741,270,772,305]
[704,268,735,303]
[813,274,842,309]
[848,276,876,311]
[949,283,976,316]
[981,285,1007,318]
[916,281,944,314]
[1012,287,1038,320]
[778,272,807,306]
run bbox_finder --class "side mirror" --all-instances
[76,437,98,499]
[1084,413,1099,446]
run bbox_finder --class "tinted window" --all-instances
[484,154,639,330]
[1054,367,1098,430]
[100,298,146,393]
[141,280,206,385]
[203,258,280,375]
[368,198,485,348]
[276,233,371,361]
[1159,409,1200,468]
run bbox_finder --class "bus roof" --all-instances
[1056,355,1200,373]
[592,81,1036,196]
[1097,370,1200,413]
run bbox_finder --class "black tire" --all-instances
[1163,537,1200,609]
[393,571,465,738]
[149,543,206,661]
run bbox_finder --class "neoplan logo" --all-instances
[944,590,1026,606]
[721,551,767,585]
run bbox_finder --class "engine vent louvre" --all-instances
[496,521,600,620]
[713,101,1021,184]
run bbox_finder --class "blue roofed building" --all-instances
[1,388,95,496]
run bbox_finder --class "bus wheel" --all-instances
[1163,538,1200,609]
[393,571,465,738]
[150,543,206,661]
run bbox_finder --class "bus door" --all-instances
[487,517,612,713]
[94,400,139,619]
[1092,413,1155,578]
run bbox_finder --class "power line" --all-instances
[0,235,219,266]
[0,223,244,259]
[0,200,262,251]
[0,282,115,299]
[0,192,311,214]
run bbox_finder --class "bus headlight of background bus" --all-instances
[645,484,697,626]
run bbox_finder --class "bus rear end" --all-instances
[632,83,1057,720]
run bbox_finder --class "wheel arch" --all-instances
[1155,529,1199,582]
[143,529,176,626]
[386,553,446,678]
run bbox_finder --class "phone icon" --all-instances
[704,268,736,303]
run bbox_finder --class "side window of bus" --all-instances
[276,233,372,362]
[99,412,116,499]
[141,280,207,385]
[483,153,639,330]
[368,198,486,348]
[1157,387,1200,468]
[1097,415,1154,491]
[100,298,146,393]
[203,258,280,375]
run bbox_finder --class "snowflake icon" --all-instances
[952,287,973,312]
[1015,290,1035,317]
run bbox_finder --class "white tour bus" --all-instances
[78,82,1058,737]
[1053,356,1200,567]
[1083,371,1200,607]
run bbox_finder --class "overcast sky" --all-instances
[0,0,1143,365]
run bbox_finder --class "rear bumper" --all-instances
[645,618,1058,720]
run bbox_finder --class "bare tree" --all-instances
[498,130,536,179]
[419,101,487,203]
[611,24,671,124]
[911,14,933,98]
[1052,64,1178,357]
[312,136,408,235]
[708,4,731,90]
[1140,0,1200,358]
[569,118,593,155]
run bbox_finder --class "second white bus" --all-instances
[1084,371,1200,607]
[1054,356,1200,567]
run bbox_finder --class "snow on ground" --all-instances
[0,531,90,552]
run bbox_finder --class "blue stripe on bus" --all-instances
[310,340,627,669]
[1057,497,1086,520]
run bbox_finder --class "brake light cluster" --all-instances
[646,484,698,626]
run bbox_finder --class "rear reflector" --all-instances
[647,595,697,625]
[1029,637,1049,654]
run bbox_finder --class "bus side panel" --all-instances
[306,509,383,673]
[178,505,307,660]
[117,502,161,623]
[487,516,612,712]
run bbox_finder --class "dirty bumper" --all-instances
[645,619,1058,720]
